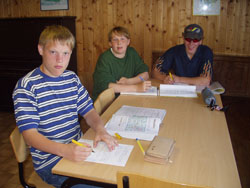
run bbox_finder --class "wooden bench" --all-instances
[152,51,250,97]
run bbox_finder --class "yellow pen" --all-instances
[169,72,173,81]
[115,133,122,140]
[72,139,95,153]
[136,138,145,155]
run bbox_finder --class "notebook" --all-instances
[196,81,225,94]
[120,86,158,96]
[159,84,197,98]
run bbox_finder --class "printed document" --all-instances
[79,138,133,167]
[105,105,166,141]
[159,84,197,98]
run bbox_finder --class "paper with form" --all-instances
[78,139,133,167]
[105,105,166,141]
[106,115,161,141]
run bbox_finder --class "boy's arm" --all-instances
[83,109,118,151]
[151,67,167,81]
[117,72,149,84]
[171,59,212,86]
[172,74,211,86]
[152,69,211,86]
[109,72,151,93]
[22,129,92,162]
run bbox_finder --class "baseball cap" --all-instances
[183,24,203,40]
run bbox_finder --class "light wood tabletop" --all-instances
[52,94,241,188]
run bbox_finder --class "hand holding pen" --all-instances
[72,139,95,152]
[61,139,93,162]
[163,72,175,84]
[139,76,151,91]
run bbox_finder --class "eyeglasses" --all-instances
[111,37,127,43]
[185,38,200,43]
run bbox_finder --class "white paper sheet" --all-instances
[120,86,158,96]
[159,84,197,98]
[78,139,134,167]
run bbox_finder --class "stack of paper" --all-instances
[159,84,197,98]
[105,105,166,141]
[120,86,158,96]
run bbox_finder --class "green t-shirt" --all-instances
[92,47,149,101]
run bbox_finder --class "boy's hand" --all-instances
[117,77,130,84]
[163,74,176,84]
[94,129,118,151]
[137,81,152,91]
[63,143,92,162]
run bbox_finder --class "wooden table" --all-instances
[52,94,241,188]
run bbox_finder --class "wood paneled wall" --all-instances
[0,0,250,94]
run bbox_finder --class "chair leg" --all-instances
[18,162,35,188]
[122,176,129,188]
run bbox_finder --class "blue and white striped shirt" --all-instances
[13,67,93,171]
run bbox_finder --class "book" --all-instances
[209,81,225,94]
[159,84,197,98]
[120,86,158,96]
[105,105,167,141]
[144,136,175,164]
[196,81,225,94]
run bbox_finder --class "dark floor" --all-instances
[221,96,250,188]
[0,96,249,188]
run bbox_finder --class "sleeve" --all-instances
[92,54,116,100]
[155,47,175,74]
[12,81,40,132]
[76,75,94,116]
[199,47,214,77]
[130,48,149,75]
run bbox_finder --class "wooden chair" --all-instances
[94,88,115,115]
[9,127,54,188]
[117,171,211,188]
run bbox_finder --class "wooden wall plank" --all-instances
[1,0,250,94]
[244,1,250,55]
[143,0,153,69]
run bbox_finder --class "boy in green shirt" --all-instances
[92,26,151,101]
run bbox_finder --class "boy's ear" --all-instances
[127,39,131,46]
[109,41,112,47]
[37,44,43,55]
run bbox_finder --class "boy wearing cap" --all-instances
[152,24,213,86]
[92,26,151,101]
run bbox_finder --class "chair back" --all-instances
[117,171,211,188]
[9,127,29,163]
[9,127,56,188]
[94,88,115,115]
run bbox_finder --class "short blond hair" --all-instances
[39,25,75,50]
[108,26,130,42]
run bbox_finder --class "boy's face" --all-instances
[184,37,202,58]
[38,40,72,77]
[109,33,130,58]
